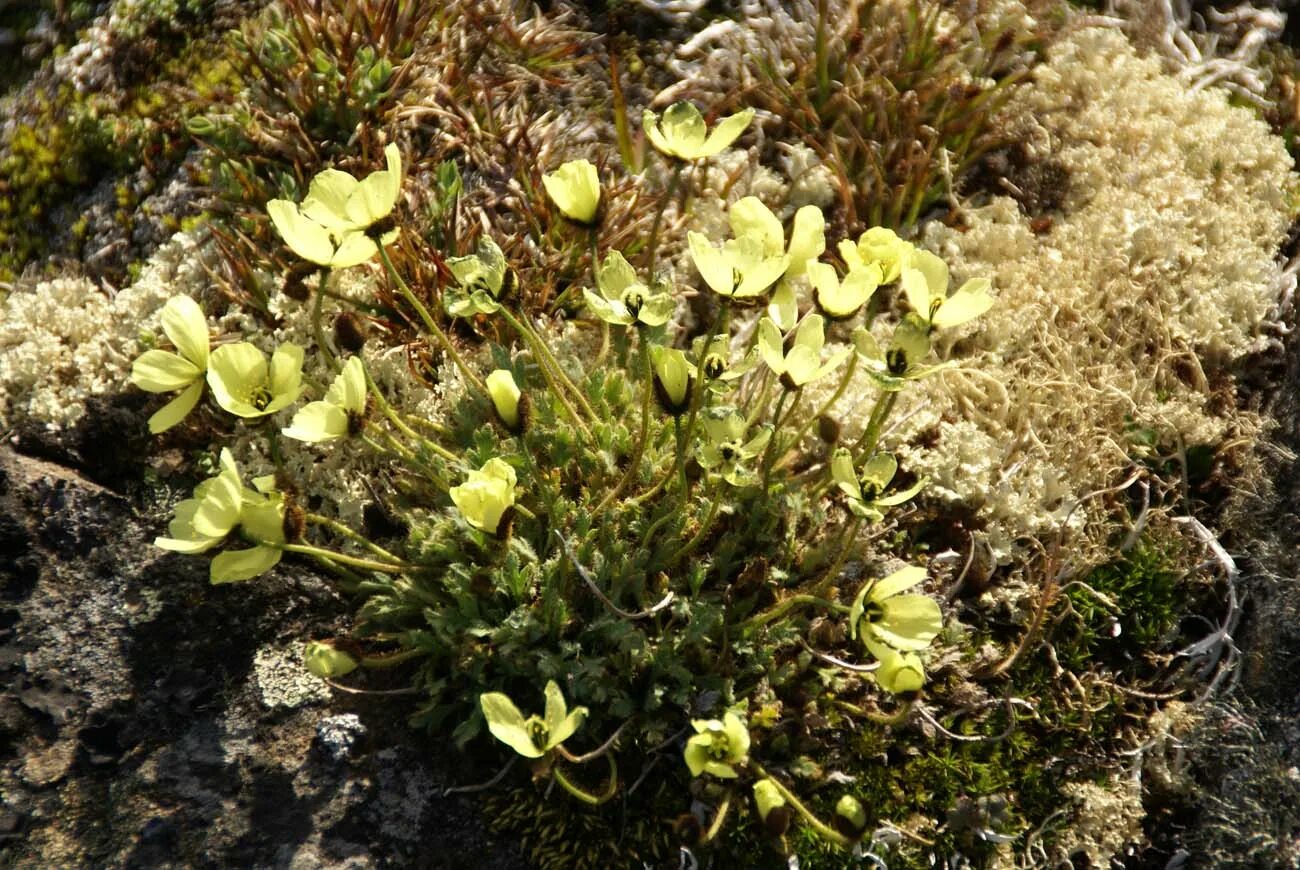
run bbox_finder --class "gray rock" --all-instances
[315,715,367,765]
[0,439,530,869]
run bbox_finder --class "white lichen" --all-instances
[0,232,212,431]
[874,27,1292,557]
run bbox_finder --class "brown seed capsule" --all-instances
[817,414,841,444]
[282,499,306,543]
[333,312,368,354]
[764,805,792,838]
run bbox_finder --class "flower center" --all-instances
[719,441,740,463]
[703,353,726,380]
[858,480,881,501]
[706,735,731,760]
[526,716,550,750]
[621,288,645,317]
[249,384,273,410]
[885,347,909,376]
[864,601,885,623]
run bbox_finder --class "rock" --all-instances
[315,714,367,765]
[0,446,529,868]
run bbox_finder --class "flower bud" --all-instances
[185,115,218,137]
[753,779,790,836]
[834,794,868,839]
[486,369,523,432]
[542,159,601,225]
[304,641,358,679]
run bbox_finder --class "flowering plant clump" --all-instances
[133,107,1003,863]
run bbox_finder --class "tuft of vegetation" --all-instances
[747,0,1040,233]
[108,3,1247,866]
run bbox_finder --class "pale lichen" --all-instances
[879,26,1293,557]
[0,232,212,430]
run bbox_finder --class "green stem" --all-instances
[630,463,674,506]
[832,698,914,727]
[775,354,857,473]
[814,0,830,109]
[698,790,733,845]
[311,269,339,372]
[852,390,898,459]
[377,245,487,397]
[761,388,802,489]
[668,486,723,566]
[282,542,409,573]
[681,300,733,491]
[644,161,684,273]
[742,594,847,630]
[306,512,405,564]
[639,504,678,549]
[499,308,597,443]
[593,342,654,515]
[744,369,775,429]
[361,368,458,466]
[358,647,427,669]
[551,756,618,805]
[810,516,862,598]
[516,311,598,421]
[748,762,851,848]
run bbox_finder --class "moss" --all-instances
[0,27,239,281]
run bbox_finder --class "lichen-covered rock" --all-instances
[0,446,528,869]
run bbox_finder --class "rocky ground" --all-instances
[0,412,528,868]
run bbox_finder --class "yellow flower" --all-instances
[864,637,926,694]
[130,296,211,433]
[648,345,693,415]
[642,102,754,161]
[727,197,825,280]
[900,249,993,330]
[807,260,882,321]
[267,142,402,268]
[542,159,601,225]
[848,566,943,653]
[688,233,788,300]
[830,449,925,521]
[206,342,305,419]
[756,314,850,390]
[839,227,914,284]
[585,251,675,327]
[154,448,286,584]
[445,237,512,318]
[851,317,951,392]
[450,457,518,535]
[480,680,587,758]
[697,409,771,487]
[282,356,367,443]
[753,779,790,834]
[684,711,750,779]
[303,641,359,679]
